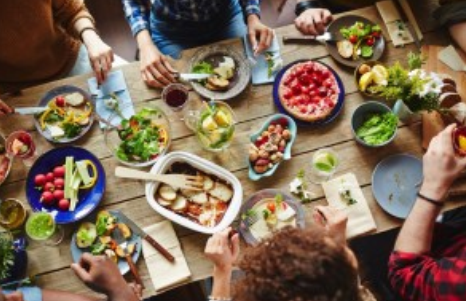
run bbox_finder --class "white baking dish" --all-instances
[145,151,243,234]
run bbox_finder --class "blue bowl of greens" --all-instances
[104,106,171,168]
[351,101,398,147]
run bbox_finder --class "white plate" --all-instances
[145,151,243,234]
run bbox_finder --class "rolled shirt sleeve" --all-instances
[240,0,261,17]
[52,0,95,39]
[122,0,150,36]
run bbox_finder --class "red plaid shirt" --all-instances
[388,224,466,301]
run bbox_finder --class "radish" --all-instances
[54,178,64,189]
[58,198,70,211]
[41,191,55,205]
[45,172,55,182]
[53,189,65,201]
[53,166,65,178]
[34,174,46,187]
[44,182,55,192]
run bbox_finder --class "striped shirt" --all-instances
[122,0,261,36]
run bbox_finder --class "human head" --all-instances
[234,227,362,301]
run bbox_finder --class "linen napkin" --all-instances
[87,70,135,128]
[243,32,283,85]
[322,173,377,239]
[376,0,422,47]
[142,221,191,292]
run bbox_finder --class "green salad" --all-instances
[116,108,169,162]
[356,112,397,146]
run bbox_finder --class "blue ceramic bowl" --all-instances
[26,146,106,224]
[248,114,297,181]
[272,60,346,127]
[351,101,397,147]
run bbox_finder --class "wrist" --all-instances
[247,14,260,25]
[419,183,449,202]
[108,285,138,301]
[213,264,233,276]
[80,27,98,44]
[295,0,322,16]
[136,30,156,49]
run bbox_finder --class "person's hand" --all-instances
[313,205,348,245]
[205,227,240,272]
[71,253,135,299]
[295,8,333,35]
[0,289,24,301]
[82,30,114,85]
[139,43,177,88]
[0,99,13,117]
[247,15,274,56]
[128,282,143,300]
[421,124,466,201]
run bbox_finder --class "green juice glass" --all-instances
[309,148,339,184]
[25,212,64,246]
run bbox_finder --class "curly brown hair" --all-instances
[234,227,363,301]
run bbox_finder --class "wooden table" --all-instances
[1,4,465,299]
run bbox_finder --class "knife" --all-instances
[393,0,421,50]
[118,212,175,263]
[283,32,336,44]
[176,73,211,81]
[14,107,47,115]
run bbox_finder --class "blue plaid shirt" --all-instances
[122,0,261,36]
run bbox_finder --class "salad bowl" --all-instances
[248,114,297,181]
[104,105,171,168]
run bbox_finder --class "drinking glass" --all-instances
[309,148,339,184]
[162,83,190,112]
[25,212,64,246]
[183,100,236,152]
[0,198,27,230]
[6,131,40,167]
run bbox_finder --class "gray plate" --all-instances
[188,45,251,101]
[372,154,423,219]
[70,210,142,275]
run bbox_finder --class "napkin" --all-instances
[87,70,135,128]
[322,173,377,239]
[376,0,422,47]
[438,45,466,72]
[243,31,283,85]
[142,221,192,292]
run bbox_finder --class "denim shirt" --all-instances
[122,0,260,36]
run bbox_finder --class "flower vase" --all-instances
[392,99,422,124]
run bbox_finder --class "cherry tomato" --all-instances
[267,202,276,213]
[34,174,46,187]
[372,31,381,38]
[349,35,358,44]
[58,198,70,211]
[55,96,66,107]
[53,166,65,178]
[366,37,375,46]
[45,172,55,182]
[41,191,55,205]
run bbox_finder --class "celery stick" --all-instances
[76,160,92,185]
[64,157,74,199]
[71,171,82,190]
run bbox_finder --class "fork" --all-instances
[115,166,204,191]
[113,227,145,289]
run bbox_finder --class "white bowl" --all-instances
[145,151,243,234]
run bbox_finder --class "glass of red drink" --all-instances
[162,84,190,112]
[453,126,466,156]
[6,131,39,167]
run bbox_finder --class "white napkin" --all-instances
[142,221,191,292]
[243,31,283,85]
[322,173,377,239]
[87,70,135,128]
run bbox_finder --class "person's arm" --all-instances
[0,99,13,117]
[71,253,139,301]
[204,227,240,300]
[52,0,113,84]
[449,22,466,54]
[294,0,333,35]
[42,289,100,301]
[240,0,274,55]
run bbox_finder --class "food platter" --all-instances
[239,189,305,245]
[326,15,385,68]
[25,146,106,224]
[188,45,251,100]
[0,133,12,186]
[272,60,345,127]
[34,85,94,143]
[70,210,142,275]
[372,154,423,219]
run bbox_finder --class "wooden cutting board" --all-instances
[421,45,466,149]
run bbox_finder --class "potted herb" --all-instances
[374,52,444,123]
[0,231,28,285]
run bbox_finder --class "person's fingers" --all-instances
[231,233,240,258]
[148,64,170,86]
[441,123,456,146]
[80,252,94,265]
[143,70,164,88]
[322,9,333,24]
[0,100,12,114]
[255,29,271,55]
[265,30,274,50]
[305,20,318,36]
[91,58,103,84]
[100,58,109,83]
[70,263,91,283]
[313,12,325,34]
[154,60,175,83]
[161,56,178,74]
[315,205,334,222]
[248,29,258,53]
[312,209,325,226]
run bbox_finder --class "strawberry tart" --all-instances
[278,61,341,122]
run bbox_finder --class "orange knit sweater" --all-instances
[0,0,94,93]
